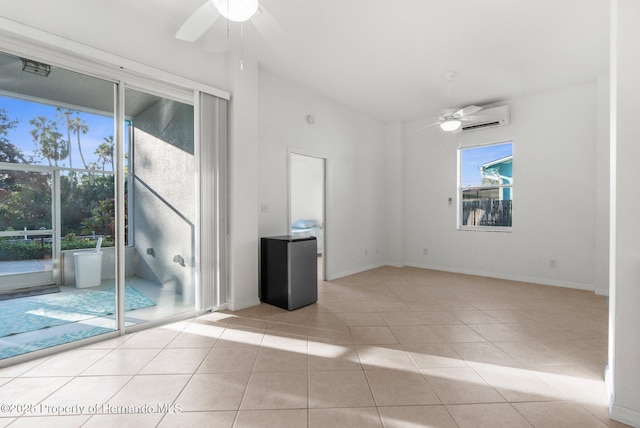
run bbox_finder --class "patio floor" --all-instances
[0,259,53,276]
[0,274,195,361]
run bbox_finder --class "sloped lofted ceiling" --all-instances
[0,0,610,123]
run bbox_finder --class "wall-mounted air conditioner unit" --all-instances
[460,105,510,132]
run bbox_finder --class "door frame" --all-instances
[287,148,330,281]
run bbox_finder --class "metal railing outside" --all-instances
[462,199,512,227]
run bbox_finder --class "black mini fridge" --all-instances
[260,235,317,310]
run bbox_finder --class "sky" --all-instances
[460,142,512,187]
[0,95,115,170]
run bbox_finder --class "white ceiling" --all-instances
[0,0,610,123]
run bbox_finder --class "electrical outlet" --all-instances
[549,259,557,268]
[260,203,269,213]
[423,248,429,255]
[365,250,368,256]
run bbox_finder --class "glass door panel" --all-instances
[0,50,116,359]
[122,87,195,327]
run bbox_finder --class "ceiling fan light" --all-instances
[212,0,259,22]
[440,119,461,132]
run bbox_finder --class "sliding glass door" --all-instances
[120,87,196,326]
[0,45,218,361]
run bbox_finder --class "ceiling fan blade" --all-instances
[453,105,483,118]
[252,2,296,55]
[175,0,221,42]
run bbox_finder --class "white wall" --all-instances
[608,0,640,425]
[403,83,600,290]
[595,75,610,296]
[226,54,260,310]
[258,71,387,280]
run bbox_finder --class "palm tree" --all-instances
[56,108,78,192]
[95,136,114,171]
[55,108,74,170]
[69,116,89,170]
[29,116,67,167]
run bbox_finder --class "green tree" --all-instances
[95,136,114,171]
[30,116,68,167]
[0,140,28,164]
[0,170,51,231]
[0,119,49,230]
[0,108,23,207]
[60,173,115,236]
[0,108,23,164]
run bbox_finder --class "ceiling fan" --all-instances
[422,71,485,132]
[175,0,294,54]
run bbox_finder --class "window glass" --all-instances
[0,51,117,359]
[459,142,513,229]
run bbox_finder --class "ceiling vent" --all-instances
[461,105,510,132]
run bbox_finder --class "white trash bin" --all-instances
[73,251,103,288]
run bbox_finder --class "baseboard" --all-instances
[198,303,227,314]
[385,261,405,268]
[406,262,595,291]
[328,262,386,281]
[225,298,261,312]
[595,287,609,296]
[606,364,640,427]
[605,364,613,414]
[611,404,640,427]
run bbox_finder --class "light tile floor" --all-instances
[0,266,631,427]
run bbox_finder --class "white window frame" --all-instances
[457,140,513,232]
